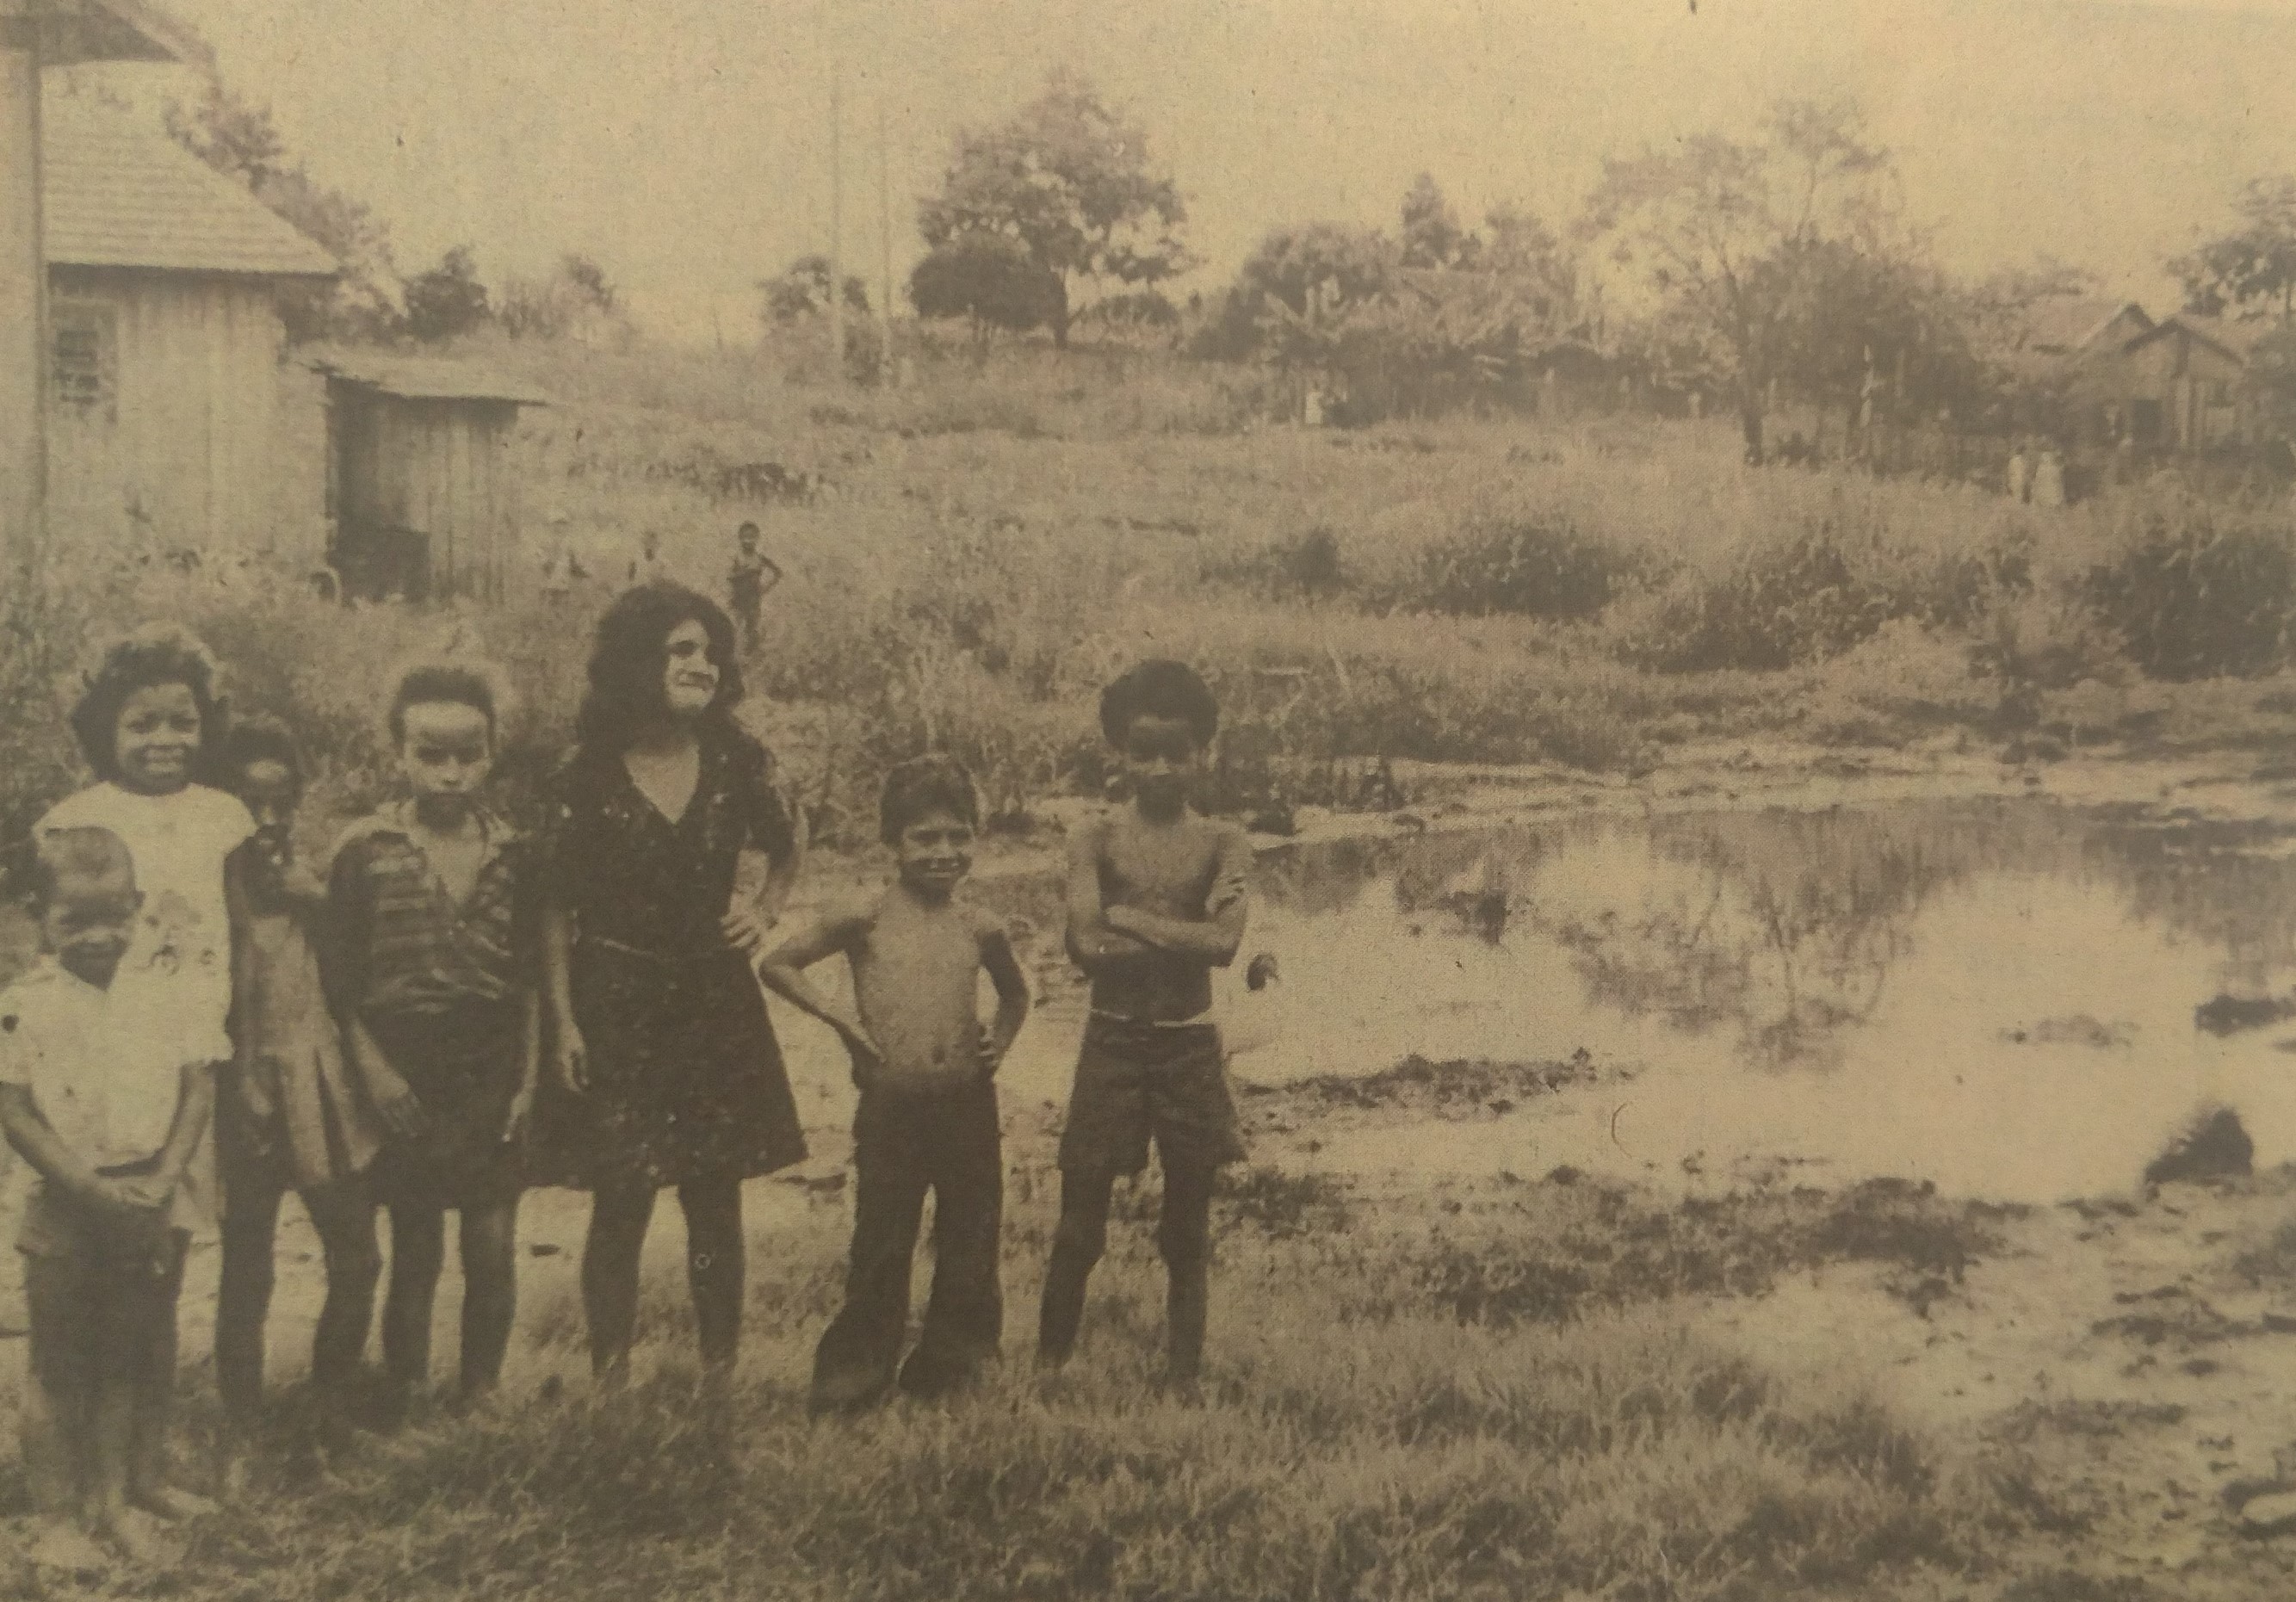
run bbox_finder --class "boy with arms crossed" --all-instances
[1038,660,1252,1386]
[759,756,1030,1410]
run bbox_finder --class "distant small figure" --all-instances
[726,522,783,653]
[2005,446,2030,504]
[628,531,669,587]
[540,516,576,605]
[2032,448,2065,509]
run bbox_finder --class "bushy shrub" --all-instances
[1396,516,1636,621]
[2081,510,2296,679]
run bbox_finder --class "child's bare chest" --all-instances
[1099,826,1221,916]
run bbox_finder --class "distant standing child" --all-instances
[629,531,670,588]
[1037,660,1252,1385]
[0,828,215,1568]
[325,665,540,1417]
[727,522,783,653]
[214,717,384,1485]
[759,756,1030,1410]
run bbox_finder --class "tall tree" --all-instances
[2173,176,2296,325]
[403,245,492,343]
[916,71,1191,348]
[760,254,872,325]
[499,253,626,342]
[1583,99,1897,462]
[166,78,400,341]
[1399,173,1466,269]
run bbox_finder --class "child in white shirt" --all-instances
[0,827,217,1567]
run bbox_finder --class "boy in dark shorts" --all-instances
[758,756,1030,1409]
[1037,660,1252,1385]
[727,522,783,653]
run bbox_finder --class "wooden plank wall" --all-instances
[45,266,325,568]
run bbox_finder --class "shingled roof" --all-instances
[40,93,338,279]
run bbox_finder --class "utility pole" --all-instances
[826,62,844,384]
[877,98,893,343]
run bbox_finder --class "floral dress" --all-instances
[538,728,806,1190]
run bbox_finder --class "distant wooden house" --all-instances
[2090,315,2266,452]
[302,350,548,603]
[40,92,338,560]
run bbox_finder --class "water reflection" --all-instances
[1242,800,2296,1203]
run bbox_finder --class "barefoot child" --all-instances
[1037,660,1253,1385]
[0,828,214,1565]
[325,665,539,1417]
[758,755,1030,1409]
[214,717,384,1481]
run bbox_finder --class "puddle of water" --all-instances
[1220,800,2296,1205]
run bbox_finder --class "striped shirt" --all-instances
[325,804,536,1022]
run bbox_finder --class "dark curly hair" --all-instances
[878,754,979,845]
[388,663,500,747]
[217,713,306,790]
[68,624,226,785]
[1098,659,1219,748]
[575,582,745,752]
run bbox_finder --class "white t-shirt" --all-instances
[0,961,185,1166]
[37,782,253,1068]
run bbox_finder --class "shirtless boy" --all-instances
[758,755,1030,1409]
[1037,659,1252,1385]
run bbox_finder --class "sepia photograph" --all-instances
[8,0,2296,1595]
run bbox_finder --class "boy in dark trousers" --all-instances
[758,756,1030,1409]
[1037,660,1252,1385]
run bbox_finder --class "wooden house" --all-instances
[302,350,548,603]
[2093,315,2263,452]
[40,90,337,560]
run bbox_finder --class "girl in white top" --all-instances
[37,626,252,1107]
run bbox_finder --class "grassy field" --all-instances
[11,332,2296,850]
[90,1128,2102,1602]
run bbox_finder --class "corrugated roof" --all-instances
[40,94,339,278]
[303,349,549,406]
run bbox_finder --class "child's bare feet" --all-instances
[24,1516,110,1576]
[96,1505,179,1568]
[132,1483,219,1522]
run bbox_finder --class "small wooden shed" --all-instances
[304,351,548,603]
[40,90,337,558]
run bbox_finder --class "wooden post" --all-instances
[826,63,844,384]
[0,0,43,588]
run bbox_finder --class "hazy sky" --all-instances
[56,0,2296,343]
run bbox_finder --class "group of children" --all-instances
[0,609,1253,1568]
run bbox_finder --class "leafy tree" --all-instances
[2174,176,2296,325]
[909,232,1066,342]
[498,253,625,342]
[760,254,872,325]
[917,71,1191,348]
[1584,99,1898,462]
[1399,173,1466,269]
[166,77,401,341]
[403,245,492,343]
